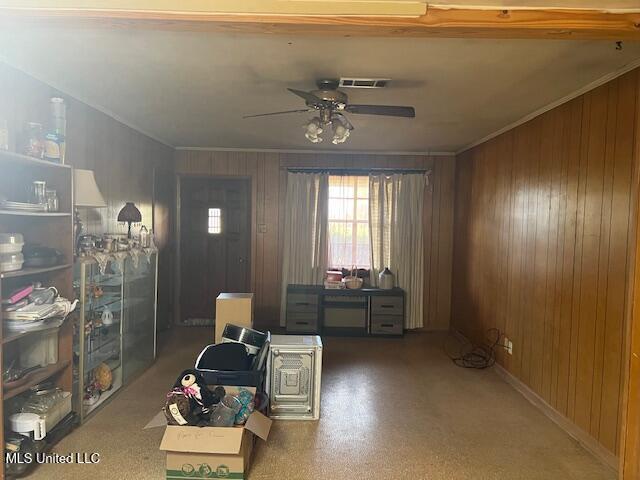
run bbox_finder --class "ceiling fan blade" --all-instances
[287,88,326,107]
[243,108,311,119]
[345,104,415,118]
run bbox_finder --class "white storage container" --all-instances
[43,391,72,432]
[20,391,72,433]
[0,252,24,272]
[266,335,322,420]
[0,233,24,254]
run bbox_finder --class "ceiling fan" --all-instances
[243,79,415,144]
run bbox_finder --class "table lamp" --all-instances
[117,202,142,239]
[74,169,107,253]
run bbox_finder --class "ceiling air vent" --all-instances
[338,78,390,89]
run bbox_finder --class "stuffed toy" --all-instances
[164,391,194,426]
[165,370,222,426]
[173,370,219,409]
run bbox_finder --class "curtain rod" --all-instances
[283,167,431,175]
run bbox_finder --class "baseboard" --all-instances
[494,363,618,472]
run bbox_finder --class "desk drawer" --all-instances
[371,295,403,315]
[370,315,403,336]
[287,293,319,313]
[286,312,319,333]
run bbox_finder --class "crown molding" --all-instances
[175,146,456,156]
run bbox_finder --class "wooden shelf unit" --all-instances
[0,263,72,279]
[0,150,71,170]
[0,151,75,478]
[0,210,71,217]
[2,316,69,346]
[3,361,71,400]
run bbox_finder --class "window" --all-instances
[328,175,370,269]
[208,208,222,234]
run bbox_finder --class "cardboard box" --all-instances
[215,293,254,343]
[155,411,271,480]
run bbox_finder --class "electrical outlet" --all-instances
[503,336,513,355]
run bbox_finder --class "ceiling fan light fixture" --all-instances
[305,132,323,143]
[304,117,324,143]
[332,119,351,145]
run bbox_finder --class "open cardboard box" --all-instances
[145,388,272,480]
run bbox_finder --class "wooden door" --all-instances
[179,177,251,322]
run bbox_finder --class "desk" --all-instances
[286,284,404,336]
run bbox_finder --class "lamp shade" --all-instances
[73,169,106,207]
[117,202,142,223]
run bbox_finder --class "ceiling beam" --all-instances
[0,5,639,40]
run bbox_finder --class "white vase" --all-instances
[379,267,394,290]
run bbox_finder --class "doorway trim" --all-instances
[175,173,253,326]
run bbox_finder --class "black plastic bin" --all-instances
[195,368,265,388]
[194,336,270,389]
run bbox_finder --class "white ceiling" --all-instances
[0,26,639,152]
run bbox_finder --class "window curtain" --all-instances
[369,173,426,329]
[280,172,329,326]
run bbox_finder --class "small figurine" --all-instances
[94,362,113,392]
[92,285,103,298]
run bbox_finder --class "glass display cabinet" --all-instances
[73,251,157,422]
[122,252,157,382]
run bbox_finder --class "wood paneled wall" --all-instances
[0,62,174,236]
[452,69,640,456]
[621,67,640,479]
[175,150,456,330]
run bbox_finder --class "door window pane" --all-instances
[208,208,222,234]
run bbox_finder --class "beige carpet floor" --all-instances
[24,328,615,480]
